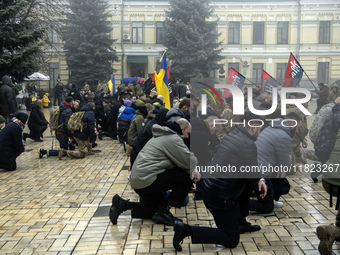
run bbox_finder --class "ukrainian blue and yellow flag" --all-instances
[154,53,170,109]
[108,75,115,95]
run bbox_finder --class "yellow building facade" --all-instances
[41,0,340,91]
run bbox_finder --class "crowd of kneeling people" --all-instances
[0,76,340,254]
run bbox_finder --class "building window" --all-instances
[277,63,287,84]
[253,22,264,44]
[252,63,263,85]
[132,22,143,44]
[319,21,330,44]
[48,27,58,44]
[228,63,239,72]
[156,22,165,44]
[49,63,59,90]
[318,62,329,84]
[277,22,288,44]
[228,22,240,44]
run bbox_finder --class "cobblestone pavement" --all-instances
[0,102,338,255]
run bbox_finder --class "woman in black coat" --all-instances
[24,100,49,142]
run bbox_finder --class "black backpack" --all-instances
[117,117,131,144]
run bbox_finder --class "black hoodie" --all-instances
[0,75,16,115]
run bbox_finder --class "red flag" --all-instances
[223,68,245,98]
[261,70,279,94]
[283,53,304,87]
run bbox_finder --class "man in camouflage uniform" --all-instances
[287,94,309,165]
[84,82,90,92]
[315,82,330,114]
[216,96,234,140]
[117,82,128,94]
[329,84,340,102]
[306,97,340,162]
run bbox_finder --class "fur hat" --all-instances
[14,112,28,124]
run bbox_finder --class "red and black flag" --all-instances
[223,67,246,98]
[283,52,304,87]
[261,70,279,94]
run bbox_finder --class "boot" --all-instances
[173,221,193,251]
[109,194,129,225]
[336,211,340,228]
[151,207,182,226]
[316,224,340,255]
[58,148,67,160]
[38,149,47,158]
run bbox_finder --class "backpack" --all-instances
[49,106,61,132]
[117,117,131,143]
[314,112,338,164]
[68,111,86,133]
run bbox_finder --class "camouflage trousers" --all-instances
[304,149,320,161]
[291,145,307,165]
[67,137,93,159]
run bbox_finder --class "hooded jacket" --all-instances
[329,84,340,102]
[166,107,189,122]
[130,124,197,190]
[72,104,96,143]
[256,118,292,177]
[28,105,48,133]
[0,75,16,115]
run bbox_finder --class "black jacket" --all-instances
[58,102,74,136]
[0,75,16,115]
[0,122,25,160]
[95,104,107,121]
[178,83,186,98]
[202,126,259,200]
[68,88,82,101]
[73,104,96,143]
[190,117,219,166]
[107,101,122,125]
[28,105,48,133]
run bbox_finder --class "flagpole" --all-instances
[244,77,259,87]
[303,70,317,90]
[144,50,167,93]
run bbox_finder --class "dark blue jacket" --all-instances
[0,122,25,159]
[68,88,82,101]
[73,104,96,143]
[58,102,73,136]
[202,126,259,200]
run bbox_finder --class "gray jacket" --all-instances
[130,124,197,190]
[309,102,334,144]
[166,107,186,122]
[256,118,292,177]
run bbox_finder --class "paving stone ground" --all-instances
[0,101,339,255]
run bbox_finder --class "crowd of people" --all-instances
[0,74,339,254]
